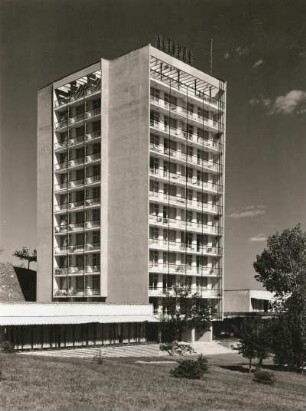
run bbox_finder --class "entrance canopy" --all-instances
[0,302,158,326]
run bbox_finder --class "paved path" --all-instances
[20,341,235,359]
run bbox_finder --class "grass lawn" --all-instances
[0,353,306,410]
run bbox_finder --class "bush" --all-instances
[253,370,276,385]
[159,342,196,356]
[0,341,14,353]
[170,355,208,379]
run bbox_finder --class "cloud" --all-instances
[269,90,306,114]
[253,59,264,68]
[299,51,306,58]
[249,234,267,243]
[249,90,306,115]
[227,205,267,219]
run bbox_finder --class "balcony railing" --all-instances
[150,96,223,128]
[85,153,101,163]
[150,120,222,151]
[149,215,222,235]
[54,108,101,130]
[149,191,222,214]
[54,219,100,233]
[150,68,224,109]
[54,175,100,191]
[54,265,101,276]
[54,288,100,297]
[86,130,101,141]
[54,242,101,254]
[148,239,222,255]
[54,197,100,212]
[54,79,101,108]
[150,170,221,190]
[148,286,221,298]
[148,263,221,276]
[54,132,101,151]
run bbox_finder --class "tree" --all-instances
[161,286,213,344]
[234,319,271,372]
[13,247,37,269]
[254,224,306,371]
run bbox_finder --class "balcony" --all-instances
[54,108,101,131]
[54,197,100,213]
[54,175,100,192]
[148,215,222,235]
[149,168,222,193]
[85,130,101,142]
[54,265,100,276]
[150,98,222,132]
[85,153,101,164]
[150,121,222,152]
[54,79,101,108]
[54,132,101,152]
[148,263,221,276]
[148,239,222,256]
[149,191,222,214]
[54,219,100,234]
[150,68,224,111]
[148,286,221,298]
[54,242,101,255]
[54,288,100,297]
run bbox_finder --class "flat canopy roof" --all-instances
[0,303,158,326]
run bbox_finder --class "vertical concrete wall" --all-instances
[106,46,150,304]
[100,59,109,298]
[37,86,53,302]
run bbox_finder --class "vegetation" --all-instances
[1,354,305,410]
[170,355,208,379]
[254,224,306,371]
[159,342,196,356]
[253,369,276,385]
[0,341,14,353]
[234,319,271,372]
[161,286,213,343]
[13,246,37,269]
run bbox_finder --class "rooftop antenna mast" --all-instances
[210,38,214,75]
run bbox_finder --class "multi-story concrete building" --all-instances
[37,44,226,340]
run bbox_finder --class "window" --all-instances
[92,275,100,291]
[196,277,207,289]
[150,87,160,100]
[150,250,158,265]
[150,227,159,240]
[187,103,194,113]
[150,134,159,148]
[92,99,101,109]
[150,180,159,194]
[150,203,159,216]
[76,276,84,291]
[92,231,100,244]
[150,157,159,172]
[92,253,100,266]
[149,274,159,290]
[92,208,100,221]
[76,255,84,267]
[76,126,85,137]
[76,211,84,224]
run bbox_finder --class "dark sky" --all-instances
[1,0,306,289]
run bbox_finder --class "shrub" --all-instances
[253,370,276,385]
[159,342,196,356]
[170,355,208,379]
[0,341,14,353]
